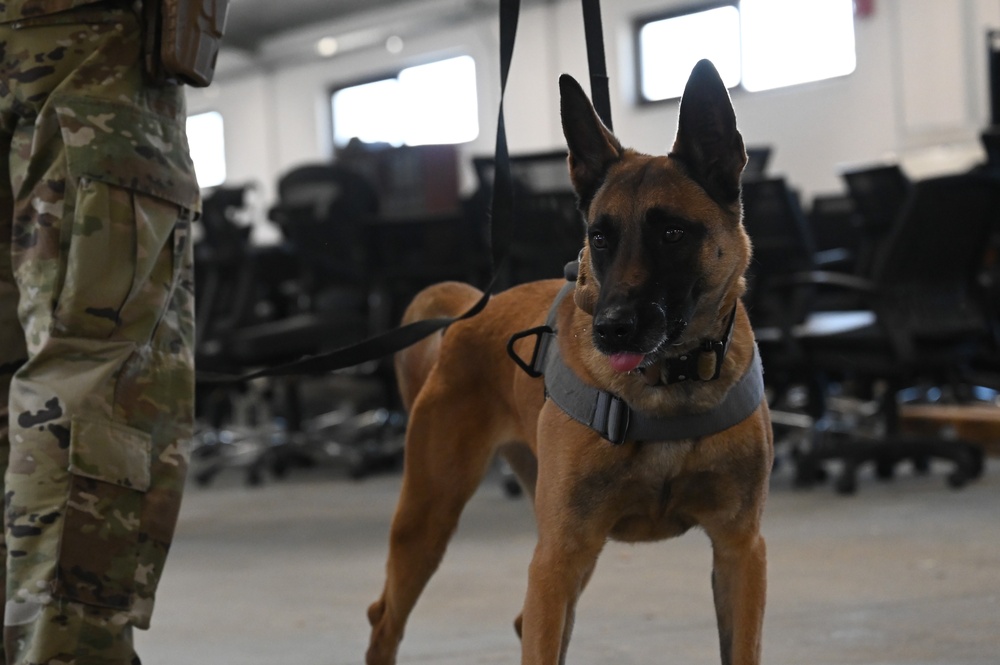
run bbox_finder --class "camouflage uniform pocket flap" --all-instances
[69,418,152,492]
[56,98,200,211]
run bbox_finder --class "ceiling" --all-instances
[223,0,471,52]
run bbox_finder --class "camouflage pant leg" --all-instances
[0,62,25,665]
[0,5,198,664]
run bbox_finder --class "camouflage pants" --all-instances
[0,3,198,664]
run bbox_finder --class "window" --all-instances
[636,0,856,102]
[638,5,742,102]
[331,55,479,147]
[740,0,856,92]
[186,111,227,188]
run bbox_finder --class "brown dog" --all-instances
[366,59,773,665]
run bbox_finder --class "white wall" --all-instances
[185,0,1000,239]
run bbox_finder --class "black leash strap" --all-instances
[490,0,520,270]
[581,0,612,130]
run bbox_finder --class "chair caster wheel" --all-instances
[835,467,858,495]
[947,470,968,489]
[246,467,264,486]
[875,457,895,480]
[970,449,985,479]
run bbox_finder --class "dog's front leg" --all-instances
[708,529,767,665]
[520,534,602,665]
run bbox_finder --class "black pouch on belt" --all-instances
[142,0,229,87]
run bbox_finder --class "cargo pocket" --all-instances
[55,418,152,610]
[52,97,199,343]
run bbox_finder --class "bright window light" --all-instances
[332,79,404,146]
[740,0,856,92]
[186,111,226,188]
[399,56,479,145]
[331,55,479,147]
[638,6,742,102]
[634,0,856,101]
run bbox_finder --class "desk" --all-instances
[900,403,1000,457]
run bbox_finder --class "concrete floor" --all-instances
[135,455,1000,665]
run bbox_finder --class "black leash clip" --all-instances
[507,326,553,378]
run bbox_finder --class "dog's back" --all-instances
[394,281,484,411]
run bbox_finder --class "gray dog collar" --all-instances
[507,279,765,445]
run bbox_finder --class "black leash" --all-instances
[199,0,610,384]
[581,0,612,131]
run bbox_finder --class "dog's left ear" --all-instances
[671,59,747,204]
[560,74,623,212]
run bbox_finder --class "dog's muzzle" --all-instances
[592,303,686,360]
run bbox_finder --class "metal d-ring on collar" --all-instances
[506,268,765,445]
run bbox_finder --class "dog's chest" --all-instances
[576,440,715,543]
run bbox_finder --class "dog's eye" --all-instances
[590,232,609,250]
[662,228,685,244]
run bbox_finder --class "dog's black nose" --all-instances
[594,306,637,344]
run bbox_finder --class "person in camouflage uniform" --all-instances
[0,0,198,662]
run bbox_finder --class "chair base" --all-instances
[792,432,985,495]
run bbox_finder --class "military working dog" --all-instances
[366,59,773,665]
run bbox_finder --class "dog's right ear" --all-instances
[560,74,623,212]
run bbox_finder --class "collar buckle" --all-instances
[593,391,631,445]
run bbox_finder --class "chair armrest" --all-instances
[781,270,877,293]
[813,248,854,268]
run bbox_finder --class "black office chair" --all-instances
[193,184,304,482]
[227,163,381,405]
[785,172,1000,493]
[193,164,405,485]
[741,177,826,375]
[740,177,838,462]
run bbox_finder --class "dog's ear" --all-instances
[560,74,623,212]
[574,245,599,315]
[670,59,747,204]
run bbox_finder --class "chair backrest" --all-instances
[269,163,380,287]
[842,164,912,275]
[742,177,816,273]
[808,193,861,254]
[470,151,583,286]
[195,185,257,346]
[199,185,253,258]
[274,163,379,229]
[741,177,818,327]
[872,173,1000,338]
[742,145,772,181]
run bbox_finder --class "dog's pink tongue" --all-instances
[609,353,644,373]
